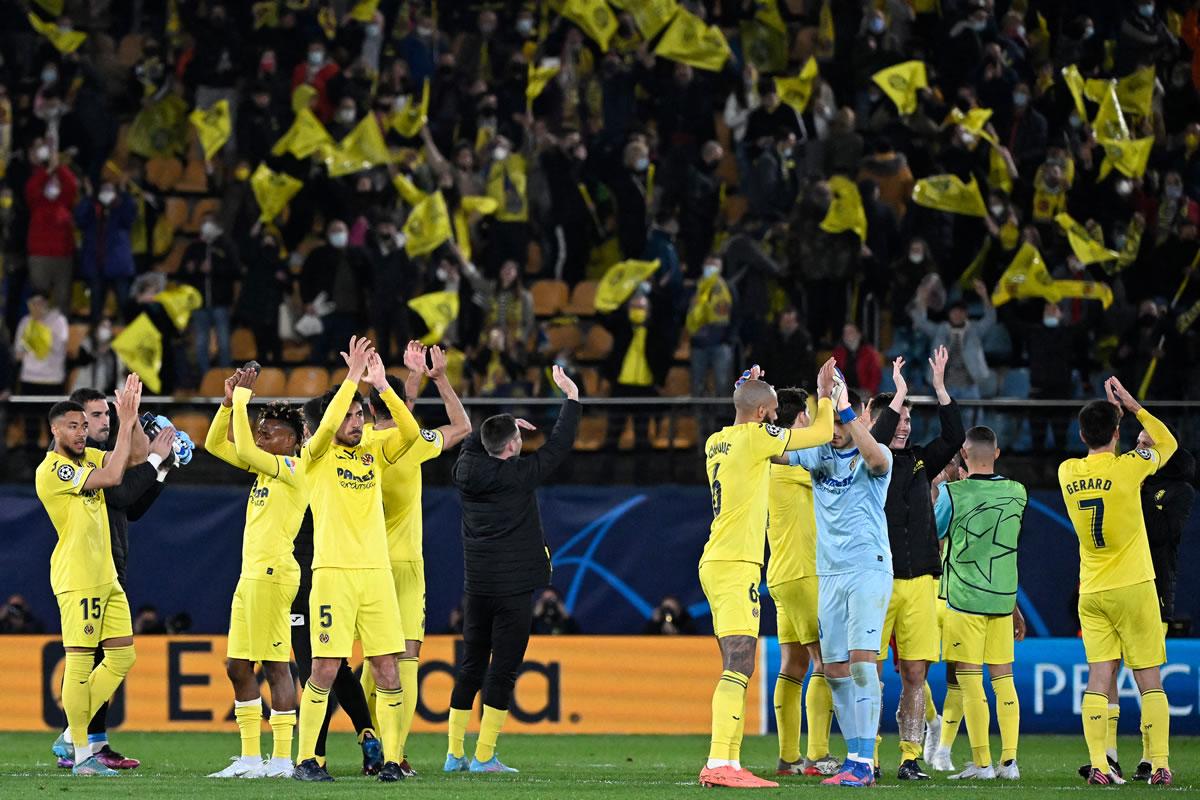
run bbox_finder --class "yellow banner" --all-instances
[819,175,867,241]
[775,58,818,113]
[654,7,731,72]
[1061,64,1087,119]
[250,163,304,223]
[912,174,988,217]
[189,99,232,161]
[562,0,618,51]
[111,313,163,394]
[408,291,460,345]
[1055,212,1118,265]
[595,259,660,312]
[403,191,452,257]
[28,12,86,54]
[610,0,678,39]
[272,108,332,160]
[872,61,926,115]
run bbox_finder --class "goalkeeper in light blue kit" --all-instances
[778,374,894,787]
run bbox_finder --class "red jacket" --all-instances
[26,165,78,258]
[832,342,883,395]
[291,62,341,123]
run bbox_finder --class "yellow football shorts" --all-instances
[1079,580,1165,670]
[57,582,132,648]
[942,607,1014,665]
[771,576,819,645]
[390,560,426,643]
[310,567,405,658]
[878,575,940,662]
[227,577,297,662]
[700,561,762,639]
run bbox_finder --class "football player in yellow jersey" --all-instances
[698,360,836,790]
[767,387,841,778]
[293,336,421,784]
[1058,377,1178,787]
[202,368,308,779]
[36,375,173,777]
[360,342,472,776]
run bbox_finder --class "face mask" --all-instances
[1166,185,1183,200]
[1043,316,1060,328]
[970,19,987,32]
[781,147,794,159]
[629,307,648,324]
[960,132,976,147]
[417,25,433,38]
[435,267,448,282]
[365,23,381,37]
[97,324,113,344]
[40,68,57,85]
[1114,234,1127,250]
[98,189,115,206]
[329,231,348,248]
[1116,180,1133,197]
[1015,25,1026,38]
[1000,222,1020,249]
[337,109,356,124]
[869,17,885,34]
[1139,3,1154,18]
[200,220,220,240]
[493,146,510,162]
[35,145,50,162]
[908,250,924,264]
[989,202,1005,217]
[44,181,61,201]
[308,51,325,66]
[516,18,534,36]
[702,264,720,279]
[634,156,649,172]
[638,280,652,294]
[1012,91,1028,108]
[1069,112,1082,129]
[1083,26,1094,40]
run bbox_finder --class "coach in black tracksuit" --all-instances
[1141,441,1196,626]
[447,366,580,768]
[867,351,964,779]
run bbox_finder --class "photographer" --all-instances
[531,587,581,635]
[642,595,697,635]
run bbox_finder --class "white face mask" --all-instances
[1043,316,1060,327]
[516,18,534,36]
[960,132,976,146]
[97,324,113,344]
[34,145,50,163]
[493,146,509,162]
[1116,180,1133,197]
[337,108,356,124]
[98,188,116,206]
[43,181,61,200]
[702,264,720,279]
[908,250,925,264]
[329,231,348,249]
[308,50,325,66]
[417,26,433,38]
[200,220,220,240]
[365,23,381,37]
[40,68,57,85]
[989,202,1005,217]
[634,156,649,171]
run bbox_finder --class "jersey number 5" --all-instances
[1078,498,1106,548]
[710,463,722,517]
[319,604,333,628]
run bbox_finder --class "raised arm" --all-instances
[870,357,907,446]
[232,378,302,485]
[426,345,472,448]
[204,370,249,469]
[783,358,836,451]
[366,350,421,463]
[83,375,141,490]
[838,379,890,476]
[923,345,965,474]
[516,366,580,487]
[308,336,373,459]
[1109,376,1178,467]
[401,340,425,412]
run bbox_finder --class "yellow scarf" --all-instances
[618,325,653,387]
[686,275,732,334]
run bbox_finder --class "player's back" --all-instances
[370,425,444,563]
[36,446,117,594]
[1059,448,1159,594]
[241,455,308,584]
[702,421,791,567]
[766,463,816,586]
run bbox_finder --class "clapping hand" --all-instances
[551,364,579,401]
[340,335,374,384]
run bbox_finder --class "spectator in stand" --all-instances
[642,595,697,635]
[676,141,724,274]
[611,139,653,259]
[25,146,76,314]
[754,307,815,391]
[531,587,581,635]
[482,130,532,274]
[300,219,371,367]
[291,40,340,123]
[1115,1,1178,75]
[74,176,136,324]
[69,319,120,395]
[1025,303,1088,453]
[468,325,525,398]
[235,228,290,367]
[363,214,411,365]
[599,291,674,454]
[13,291,67,396]
[481,260,535,365]
[643,210,685,324]
[748,128,798,222]
[180,212,241,380]
[133,605,167,635]
[832,323,883,396]
[687,255,735,433]
[0,594,44,634]
[910,280,996,406]
[744,79,800,159]
[999,81,1048,178]
[236,81,285,167]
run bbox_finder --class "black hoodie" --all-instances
[452,399,580,597]
[1142,446,1196,621]
[88,426,166,588]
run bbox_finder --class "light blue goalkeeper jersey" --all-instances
[786,444,893,577]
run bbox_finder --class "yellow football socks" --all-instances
[62,652,93,762]
[448,707,470,758]
[924,681,938,723]
[397,658,419,757]
[88,645,135,714]
[1106,703,1120,759]
[959,669,991,767]
[940,680,963,750]
[376,687,404,764]
[234,699,262,759]
[475,705,508,762]
[1081,691,1109,771]
[297,681,329,762]
[709,670,748,761]
[270,709,295,760]
[774,674,804,763]
[992,674,1019,763]
[1140,689,1170,771]
[360,665,379,733]
[805,672,833,760]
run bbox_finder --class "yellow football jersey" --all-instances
[36,446,117,594]
[766,462,817,586]
[305,380,419,569]
[701,398,833,567]
[371,424,443,563]
[1057,408,1177,594]
[231,388,307,585]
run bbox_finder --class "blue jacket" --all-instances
[74,193,136,280]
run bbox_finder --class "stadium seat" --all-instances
[115,33,144,66]
[563,280,598,316]
[198,368,228,397]
[231,327,256,362]
[531,280,569,316]
[576,324,613,361]
[157,239,189,274]
[172,412,210,449]
[543,323,582,354]
[526,240,542,274]
[146,157,182,191]
[673,330,690,361]
[184,198,221,233]
[254,367,287,397]
[574,415,607,451]
[1000,367,1032,399]
[176,160,210,193]
[164,197,190,230]
[662,366,690,397]
[281,341,312,364]
[67,323,89,358]
[521,429,545,452]
[580,367,605,397]
[285,367,329,397]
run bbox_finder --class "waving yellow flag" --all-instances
[390,80,429,138]
[404,191,452,257]
[944,107,997,145]
[1097,136,1154,180]
[912,174,988,217]
[1116,65,1154,118]
[156,284,202,332]
[993,242,1114,309]
[189,100,231,160]
[27,13,86,53]
[324,115,390,177]
[1061,65,1088,119]
[21,319,52,359]
[816,0,834,59]
[654,7,731,72]
[112,313,164,394]
[292,83,318,114]
[819,175,867,241]
[392,172,426,206]
[595,259,661,312]
[527,63,561,107]
[408,291,460,345]
[1092,81,1129,141]
[562,0,618,51]
[453,196,499,262]
[251,163,304,223]
[272,108,333,159]
[872,61,927,115]
[1055,213,1118,265]
[776,58,818,112]
[349,0,379,22]
[610,0,678,39]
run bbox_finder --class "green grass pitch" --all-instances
[0,732,1196,797]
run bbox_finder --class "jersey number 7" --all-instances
[1078,498,1106,548]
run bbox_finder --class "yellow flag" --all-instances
[1097,136,1154,180]
[112,313,163,394]
[127,94,189,159]
[1116,65,1154,118]
[189,99,231,160]
[392,172,426,206]
[250,163,304,223]
[595,259,660,312]
[1062,65,1088,119]
[33,0,64,14]
[912,174,988,217]
[272,108,333,159]
[610,0,678,39]
[27,13,86,54]
[318,5,337,38]
[775,58,818,112]
[324,115,390,177]
[292,83,318,114]
[1052,279,1114,310]
[390,80,430,138]
[820,175,867,240]
[1115,215,1144,272]
[252,1,279,29]
[686,275,733,334]
[403,191,452,257]
[1091,80,1129,141]
[944,107,996,145]
[453,196,499,262]
[1055,213,1118,265]
[654,7,731,72]
[408,291,460,345]
[527,63,561,105]
[156,284,202,332]
[349,0,379,22]
[988,145,1013,194]
[872,61,927,115]
[992,243,1057,307]
[816,0,834,59]
[21,319,52,359]
[754,0,786,33]
[562,0,618,51]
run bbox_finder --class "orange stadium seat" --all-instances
[285,367,329,397]
[662,366,690,397]
[580,366,605,397]
[531,280,568,316]
[198,368,227,397]
[171,412,211,447]
[576,324,613,361]
[564,280,598,316]
[146,157,182,191]
[176,160,210,193]
[67,323,89,358]
[254,367,287,397]
[231,327,256,362]
[544,323,582,354]
[184,198,221,233]
[164,197,189,230]
[573,415,607,451]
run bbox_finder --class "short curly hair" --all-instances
[257,400,305,445]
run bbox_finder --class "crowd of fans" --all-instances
[0,0,1198,439]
